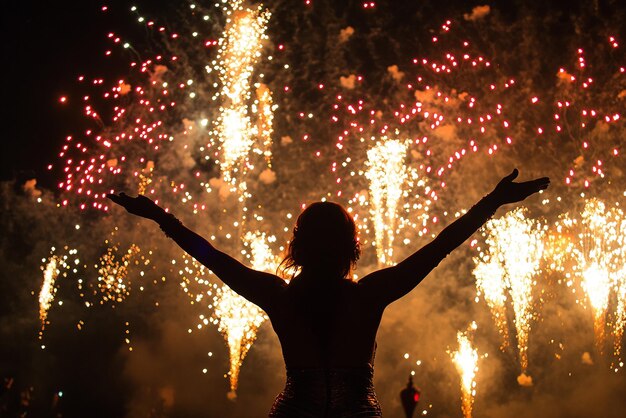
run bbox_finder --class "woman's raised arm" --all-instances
[107,193,285,311]
[358,169,549,308]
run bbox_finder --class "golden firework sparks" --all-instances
[97,244,141,305]
[474,208,544,372]
[214,231,278,398]
[38,248,79,339]
[450,323,480,418]
[39,256,60,330]
[213,286,268,399]
[364,138,409,266]
[210,1,271,185]
[178,231,278,397]
[553,199,626,357]
[472,256,509,348]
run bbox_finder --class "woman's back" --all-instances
[268,271,384,417]
[268,271,383,369]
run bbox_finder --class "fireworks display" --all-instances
[213,286,268,399]
[97,243,141,305]
[39,256,60,331]
[450,323,480,418]
[364,138,409,266]
[215,232,278,397]
[471,254,509,348]
[3,1,626,417]
[553,199,626,358]
[473,208,544,376]
[209,0,272,186]
[38,248,80,339]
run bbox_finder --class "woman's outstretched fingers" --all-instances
[524,177,550,196]
[537,177,550,190]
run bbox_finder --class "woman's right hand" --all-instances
[107,193,166,220]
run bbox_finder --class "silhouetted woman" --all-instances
[108,169,549,417]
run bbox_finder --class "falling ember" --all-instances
[474,208,544,372]
[97,244,141,305]
[364,138,409,266]
[212,1,271,185]
[39,257,60,331]
[450,326,479,418]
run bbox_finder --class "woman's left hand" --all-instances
[489,169,550,205]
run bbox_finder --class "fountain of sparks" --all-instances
[213,232,279,399]
[553,199,626,359]
[178,232,279,398]
[209,0,272,187]
[472,256,509,349]
[450,323,480,418]
[473,208,544,381]
[364,138,409,266]
[39,256,61,334]
[38,248,80,339]
[214,287,267,399]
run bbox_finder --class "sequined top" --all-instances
[269,365,381,418]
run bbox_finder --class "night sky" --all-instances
[2,1,626,417]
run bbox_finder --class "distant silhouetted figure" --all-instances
[108,169,549,417]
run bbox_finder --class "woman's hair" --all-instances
[278,201,360,279]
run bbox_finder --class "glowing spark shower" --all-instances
[214,286,268,399]
[178,231,279,397]
[472,255,509,348]
[97,244,141,305]
[210,1,271,185]
[214,232,278,398]
[450,324,480,418]
[364,138,409,266]
[39,257,60,331]
[473,208,544,374]
[553,199,626,356]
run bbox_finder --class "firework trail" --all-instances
[450,323,480,418]
[473,208,544,376]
